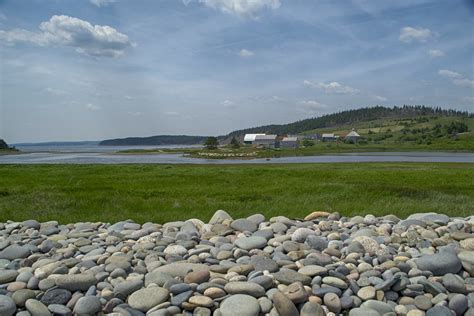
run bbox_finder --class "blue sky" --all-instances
[1,0,473,142]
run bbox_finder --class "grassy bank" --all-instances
[0,163,472,223]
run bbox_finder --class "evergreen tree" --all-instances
[204,137,219,150]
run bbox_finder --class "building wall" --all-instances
[253,140,276,148]
[280,141,298,148]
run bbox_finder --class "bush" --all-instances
[302,139,315,147]
[204,137,219,150]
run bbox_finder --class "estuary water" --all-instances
[1,149,473,164]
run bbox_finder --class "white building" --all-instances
[345,130,361,143]
[243,134,266,145]
[253,135,277,148]
[322,133,336,142]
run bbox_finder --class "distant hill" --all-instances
[226,105,472,138]
[14,141,100,146]
[0,139,9,150]
[99,135,209,146]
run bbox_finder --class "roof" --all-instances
[244,134,265,142]
[322,133,335,138]
[346,131,360,137]
[254,134,277,141]
[282,137,298,142]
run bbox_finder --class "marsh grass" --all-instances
[0,163,472,223]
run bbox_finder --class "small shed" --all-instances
[322,133,336,142]
[253,134,277,148]
[280,137,299,149]
[243,134,265,145]
[345,130,361,143]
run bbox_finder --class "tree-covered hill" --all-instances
[226,105,472,137]
[0,139,10,150]
[99,135,209,146]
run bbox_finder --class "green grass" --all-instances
[0,163,473,224]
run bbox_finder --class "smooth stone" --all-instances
[443,273,466,293]
[203,287,226,299]
[209,210,233,224]
[25,299,51,316]
[322,276,348,289]
[361,300,394,314]
[349,308,381,316]
[291,228,316,243]
[0,295,16,315]
[0,245,31,260]
[12,289,36,307]
[48,304,72,316]
[40,288,72,305]
[220,294,260,316]
[283,281,308,304]
[249,256,279,272]
[128,287,169,312]
[113,279,144,300]
[0,270,19,284]
[324,292,341,314]
[449,294,468,316]
[73,296,102,315]
[273,291,299,316]
[188,296,214,308]
[414,295,432,310]
[171,290,193,306]
[234,236,267,250]
[301,301,325,316]
[153,263,210,278]
[273,269,312,285]
[51,273,97,291]
[184,270,210,284]
[304,211,330,221]
[298,265,328,276]
[231,219,258,233]
[358,286,376,300]
[224,282,265,297]
[415,252,462,275]
[426,305,455,316]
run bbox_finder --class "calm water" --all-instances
[1,151,473,164]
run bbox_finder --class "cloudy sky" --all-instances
[1,0,473,142]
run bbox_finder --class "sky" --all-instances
[0,0,473,143]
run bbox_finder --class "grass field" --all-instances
[0,163,473,223]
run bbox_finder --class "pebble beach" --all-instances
[1,210,473,316]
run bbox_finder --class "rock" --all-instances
[426,305,455,316]
[249,256,279,272]
[458,251,474,276]
[40,288,72,305]
[272,290,299,316]
[301,301,325,316]
[322,276,347,289]
[449,294,468,316]
[224,281,265,297]
[189,295,214,308]
[291,228,316,243]
[231,219,258,232]
[164,245,187,257]
[414,295,432,310]
[415,251,462,275]
[0,295,16,315]
[209,210,233,224]
[25,299,51,316]
[203,287,226,299]
[128,287,169,312]
[360,300,393,314]
[304,211,330,221]
[12,289,36,307]
[73,296,102,315]
[273,269,312,285]
[220,294,260,316]
[358,286,376,300]
[0,270,19,284]
[349,308,380,316]
[324,292,341,314]
[47,304,71,316]
[113,279,144,300]
[460,238,474,250]
[234,236,267,250]
[353,236,379,255]
[298,265,328,276]
[184,270,210,284]
[51,273,97,291]
[282,281,308,304]
[153,263,210,278]
[443,273,466,293]
[0,245,30,260]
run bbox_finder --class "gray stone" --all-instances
[152,263,210,278]
[449,294,468,316]
[12,289,36,307]
[273,268,312,285]
[73,296,102,315]
[249,256,279,272]
[40,288,72,306]
[0,270,19,284]
[443,273,466,293]
[51,273,97,291]
[273,290,299,316]
[426,305,455,316]
[361,300,394,314]
[301,301,325,316]
[128,287,169,312]
[48,304,72,316]
[231,219,257,232]
[224,281,265,297]
[0,295,16,316]
[324,292,341,314]
[209,210,233,224]
[113,279,144,300]
[0,245,30,260]
[415,251,462,275]
[25,299,51,316]
[349,308,381,316]
[234,236,267,250]
[220,294,260,316]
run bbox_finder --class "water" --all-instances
[15,144,202,153]
[1,151,473,164]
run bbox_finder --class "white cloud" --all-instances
[0,15,131,58]
[189,0,281,18]
[399,26,433,43]
[299,100,328,115]
[125,95,133,100]
[304,80,360,95]
[439,69,474,88]
[428,49,444,58]
[239,49,254,57]
[371,95,387,102]
[44,87,66,96]
[462,96,474,103]
[128,111,143,116]
[221,99,235,107]
[438,69,462,79]
[85,103,102,111]
[90,0,116,7]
